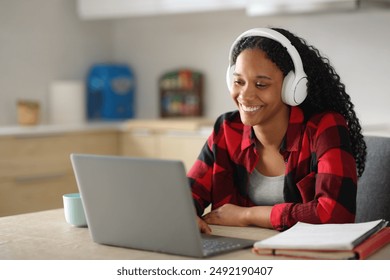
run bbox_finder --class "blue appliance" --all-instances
[87,63,135,120]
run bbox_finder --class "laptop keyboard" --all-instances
[202,239,243,253]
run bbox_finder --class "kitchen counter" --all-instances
[0,118,215,137]
[0,121,126,137]
[0,119,388,138]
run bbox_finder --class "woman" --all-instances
[187,27,366,233]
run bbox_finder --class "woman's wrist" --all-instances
[244,206,273,228]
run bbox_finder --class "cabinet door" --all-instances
[0,135,77,180]
[0,173,77,217]
[120,130,159,158]
[159,133,207,171]
[0,131,119,217]
[68,131,120,155]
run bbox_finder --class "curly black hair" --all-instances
[231,27,366,177]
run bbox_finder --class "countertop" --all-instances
[0,118,215,137]
[0,121,126,137]
[0,119,388,138]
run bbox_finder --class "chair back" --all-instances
[356,135,390,223]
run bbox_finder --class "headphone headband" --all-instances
[227,27,308,106]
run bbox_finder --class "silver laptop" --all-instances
[70,153,254,258]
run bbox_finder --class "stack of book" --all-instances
[253,219,389,259]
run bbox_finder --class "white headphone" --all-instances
[226,28,308,106]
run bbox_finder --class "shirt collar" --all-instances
[283,106,304,152]
[241,106,305,152]
[241,125,254,150]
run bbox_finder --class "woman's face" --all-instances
[230,48,288,127]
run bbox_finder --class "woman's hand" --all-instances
[203,204,273,228]
[197,216,212,234]
[203,204,249,227]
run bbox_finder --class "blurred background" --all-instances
[0,0,389,126]
[1,0,390,218]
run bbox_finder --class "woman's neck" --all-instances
[252,108,290,149]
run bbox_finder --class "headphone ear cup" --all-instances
[282,72,308,106]
[281,71,295,106]
[226,65,234,92]
[293,77,308,105]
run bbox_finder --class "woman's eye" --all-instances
[234,80,243,86]
[256,83,267,88]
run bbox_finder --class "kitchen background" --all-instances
[1,0,389,127]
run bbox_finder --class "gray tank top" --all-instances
[248,169,285,206]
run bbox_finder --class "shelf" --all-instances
[159,69,203,118]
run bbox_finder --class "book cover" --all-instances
[253,220,389,259]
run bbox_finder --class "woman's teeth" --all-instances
[241,104,261,112]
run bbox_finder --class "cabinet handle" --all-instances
[14,133,66,139]
[14,172,68,183]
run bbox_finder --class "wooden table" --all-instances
[0,209,389,260]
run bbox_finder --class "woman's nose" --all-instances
[238,84,257,101]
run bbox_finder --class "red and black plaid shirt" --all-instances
[188,106,357,231]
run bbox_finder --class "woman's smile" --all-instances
[239,102,263,113]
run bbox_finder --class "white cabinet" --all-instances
[77,0,246,20]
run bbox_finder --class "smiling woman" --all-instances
[187,27,367,233]
[232,48,288,130]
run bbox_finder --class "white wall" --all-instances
[1,1,389,126]
[112,9,390,126]
[0,0,113,125]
